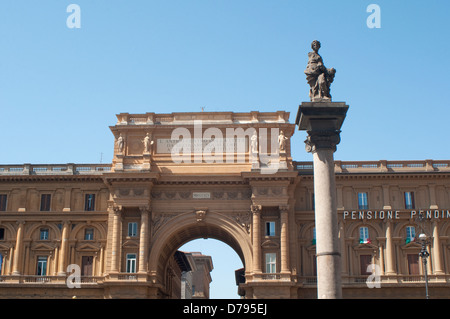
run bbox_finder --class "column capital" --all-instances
[139,206,151,214]
[296,101,348,154]
[113,205,123,214]
[304,129,341,153]
[279,205,290,213]
[251,204,262,214]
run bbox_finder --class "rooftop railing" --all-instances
[0,164,112,176]
[294,160,450,174]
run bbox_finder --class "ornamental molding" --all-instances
[151,213,177,236]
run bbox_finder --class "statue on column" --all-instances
[304,40,336,102]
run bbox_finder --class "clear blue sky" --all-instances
[1,1,449,298]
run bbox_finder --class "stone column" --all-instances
[12,221,25,275]
[110,205,122,273]
[251,204,262,274]
[339,220,347,275]
[279,205,289,273]
[138,206,150,274]
[432,221,444,274]
[57,221,70,276]
[385,220,396,275]
[296,102,348,299]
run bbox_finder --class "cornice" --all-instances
[241,171,298,183]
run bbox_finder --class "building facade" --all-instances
[180,252,213,299]
[0,111,449,298]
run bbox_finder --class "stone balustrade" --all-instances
[294,160,450,174]
[0,164,112,176]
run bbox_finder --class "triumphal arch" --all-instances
[1,109,450,299]
[105,110,297,298]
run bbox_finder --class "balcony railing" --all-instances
[294,160,450,174]
[0,275,104,284]
[0,164,112,176]
[298,274,450,286]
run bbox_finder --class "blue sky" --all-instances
[1,1,449,298]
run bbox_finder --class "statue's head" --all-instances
[311,40,321,52]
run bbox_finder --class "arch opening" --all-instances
[179,238,244,299]
[148,213,251,299]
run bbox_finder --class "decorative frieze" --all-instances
[150,190,252,200]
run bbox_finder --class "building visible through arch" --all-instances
[0,111,450,298]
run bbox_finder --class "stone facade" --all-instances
[0,111,449,298]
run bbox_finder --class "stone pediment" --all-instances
[261,239,280,249]
[401,241,422,250]
[355,242,378,251]
[76,242,101,251]
[31,242,56,251]
[122,239,139,248]
[0,242,12,252]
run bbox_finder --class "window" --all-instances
[0,194,7,211]
[36,256,48,276]
[85,194,96,211]
[81,256,93,276]
[84,228,94,240]
[265,221,275,236]
[126,254,137,273]
[404,192,415,209]
[406,226,416,243]
[358,192,368,210]
[360,255,372,275]
[311,193,315,210]
[0,228,4,240]
[359,226,370,244]
[40,228,49,240]
[312,227,316,245]
[128,222,138,237]
[40,194,51,211]
[265,253,276,274]
[407,254,420,275]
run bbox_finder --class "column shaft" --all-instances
[313,148,342,299]
[385,221,396,275]
[251,205,262,274]
[12,222,25,275]
[57,222,70,275]
[432,221,443,274]
[139,207,149,273]
[280,206,289,273]
[111,207,122,273]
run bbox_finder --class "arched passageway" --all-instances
[148,211,252,297]
[180,238,244,299]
